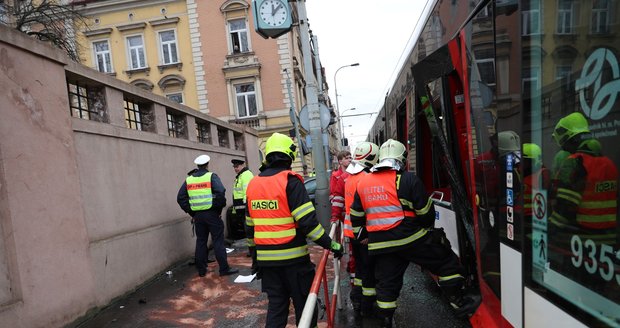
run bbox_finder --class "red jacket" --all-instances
[330,168,350,222]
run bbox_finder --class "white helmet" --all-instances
[374,139,407,170]
[498,130,520,157]
[194,154,211,165]
[347,142,379,174]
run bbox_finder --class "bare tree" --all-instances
[0,0,87,61]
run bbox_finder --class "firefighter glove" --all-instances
[330,241,343,259]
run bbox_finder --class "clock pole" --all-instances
[294,0,330,230]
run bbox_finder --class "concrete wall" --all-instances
[0,25,260,328]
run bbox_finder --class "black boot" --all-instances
[377,308,394,328]
[439,279,480,318]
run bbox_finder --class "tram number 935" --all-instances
[571,235,620,284]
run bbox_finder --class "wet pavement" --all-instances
[70,240,471,328]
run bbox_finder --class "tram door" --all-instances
[412,34,504,325]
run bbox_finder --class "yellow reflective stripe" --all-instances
[557,188,582,205]
[257,245,309,261]
[350,208,365,217]
[415,198,433,215]
[399,198,413,208]
[439,274,463,281]
[579,200,617,208]
[352,226,361,233]
[354,278,363,286]
[245,216,254,227]
[377,300,397,309]
[292,201,314,221]
[549,212,571,228]
[253,217,294,225]
[255,229,296,239]
[368,229,428,251]
[396,173,402,189]
[362,287,376,296]
[577,213,617,222]
[307,224,325,241]
[247,238,255,247]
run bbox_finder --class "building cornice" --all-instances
[75,0,179,16]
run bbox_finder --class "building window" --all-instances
[158,30,179,65]
[235,83,257,118]
[167,111,186,138]
[196,121,211,144]
[556,0,574,35]
[124,99,144,130]
[93,40,113,73]
[229,18,249,54]
[591,0,610,34]
[67,81,96,120]
[234,131,245,151]
[522,1,541,36]
[127,35,147,69]
[218,126,230,148]
[166,93,183,104]
[522,66,540,96]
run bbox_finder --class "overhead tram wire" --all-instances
[369,0,437,128]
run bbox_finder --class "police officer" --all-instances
[177,154,238,277]
[245,132,343,328]
[229,159,254,240]
[350,139,477,327]
[343,141,379,315]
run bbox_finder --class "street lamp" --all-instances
[339,107,355,146]
[333,62,359,148]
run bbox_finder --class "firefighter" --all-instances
[177,154,239,277]
[522,143,550,217]
[245,132,343,328]
[350,139,478,327]
[329,150,354,283]
[549,112,617,289]
[343,141,379,315]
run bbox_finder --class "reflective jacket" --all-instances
[232,168,254,209]
[572,153,617,230]
[344,171,367,238]
[246,168,332,266]
[330,169,350,222]
[350,169,435,254]
[186,173,213,211]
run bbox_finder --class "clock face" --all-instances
[258,0,288,27]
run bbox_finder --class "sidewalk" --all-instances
[71,239,471,328]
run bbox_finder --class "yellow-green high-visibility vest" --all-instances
[186,173,213,211]
[233,170,254,203]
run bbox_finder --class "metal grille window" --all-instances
[167,111,186,138]
[93,40,112,73]
[218,126,230,148]
[234,132,245,151]
[196,121,211,144]
[235,83,257,118]
[67,81,97,120]
[166,93,183,104]
[124,99,143,130]
[159,30,179,64]
[127,35,147,69]
[229,18,249,54]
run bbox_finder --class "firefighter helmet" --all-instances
[374,139,407,170]
[579,138,602,156]
[352,142,379,168]
[498,130,520,157]
[265,132,297,161]
[522,143,542,168]
[552,112,590,147]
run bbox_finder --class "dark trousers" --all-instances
[194,216,230,275]
[374,231,463,316]
[352,239,376,307]
[261,261,317,328]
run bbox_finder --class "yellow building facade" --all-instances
[76,0,198,110]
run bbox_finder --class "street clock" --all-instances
[252,0,293,39]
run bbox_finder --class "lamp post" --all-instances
[339,107,356,146]
[333,62,359,148]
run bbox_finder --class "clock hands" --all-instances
[272,3,283,16]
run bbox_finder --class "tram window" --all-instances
[520,1,620,322]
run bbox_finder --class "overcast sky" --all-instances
[305,0,429,148]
